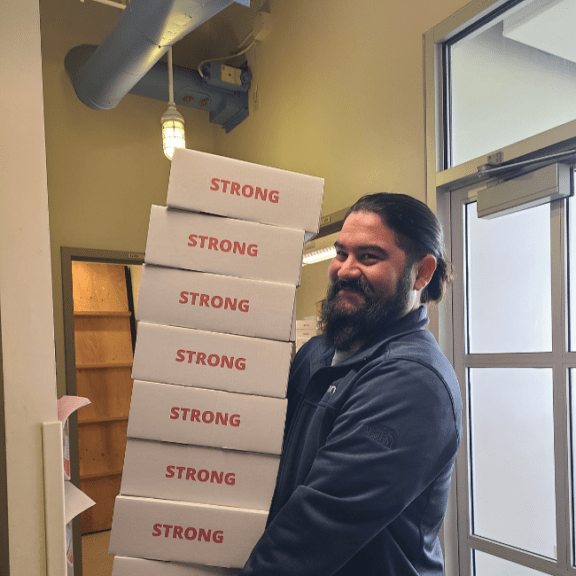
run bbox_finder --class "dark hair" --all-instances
[346,192,453,303]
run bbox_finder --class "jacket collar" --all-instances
[314,306,430,370]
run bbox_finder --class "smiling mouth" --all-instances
[337,283,366,294]
[339,287,362,295]
[336,288,366,303]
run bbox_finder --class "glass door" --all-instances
[448,184,569,575]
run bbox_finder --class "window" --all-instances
[448,0,576,167]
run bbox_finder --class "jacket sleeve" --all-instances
[237,358,460,576]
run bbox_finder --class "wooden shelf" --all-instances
[73,261,134,534]
[80,469,123,481]
[78,415,129,425]
[74,310,132,317]
[76,361,133,370]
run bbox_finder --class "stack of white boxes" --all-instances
[295,317,320,352]
[109,148,324,576]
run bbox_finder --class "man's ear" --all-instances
[413,254,437,292]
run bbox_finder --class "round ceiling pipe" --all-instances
[64,0,249,111]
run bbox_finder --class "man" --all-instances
[239,192,462,576]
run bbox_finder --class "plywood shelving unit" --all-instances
[72,261,135,534]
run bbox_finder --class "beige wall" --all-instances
[220,0,467,210]
[40,0,470,391]
[218,0,470,317]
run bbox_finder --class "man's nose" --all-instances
[337,256,362,280]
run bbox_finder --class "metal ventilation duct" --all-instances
[132,58,251,133]
[67,44,251,132]
[64,0,250,112]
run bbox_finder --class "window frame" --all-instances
[424,0,576,205]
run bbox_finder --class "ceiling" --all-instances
[161,0,268,70]
[83,0,268,71]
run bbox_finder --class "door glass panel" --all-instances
[469,367,556,558]
[568,194,576,350]
[466,202,551,353]
[569,368,576,563]
[473,550,551,575]
[449,0,576,166]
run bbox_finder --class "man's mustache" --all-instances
[331,277,373,297]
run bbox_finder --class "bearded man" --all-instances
[238,192,463,576]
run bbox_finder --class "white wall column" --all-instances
[0,0,59,574]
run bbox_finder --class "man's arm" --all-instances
[238,359,460,575]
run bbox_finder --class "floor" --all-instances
[81,530,114,576]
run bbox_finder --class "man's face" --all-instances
[322,210,417,349]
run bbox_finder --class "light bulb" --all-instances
[161,104,185,160]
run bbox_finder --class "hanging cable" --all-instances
[168,45,175,105]
[197,39,256,77]
[83,0,126,9]
[237,31,255,49]
[161,46,185,160]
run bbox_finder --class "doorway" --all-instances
[61,247,143,576]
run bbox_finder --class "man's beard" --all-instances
[320,271,413,351]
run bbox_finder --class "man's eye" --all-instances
[360,254,380,263]
[335,251,347,260]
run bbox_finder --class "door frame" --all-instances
[60,247,144,576]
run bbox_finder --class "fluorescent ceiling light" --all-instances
[302,246,336,266]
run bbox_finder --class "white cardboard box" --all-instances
[296,329,316,338]
[145,206,305,286]
[127,381,287,455]
[132,323,292,398]
[296,335,314,352]
[109,496,267,568]
[167,148,324,235]
[137,265,296,342]
[296,318,317,330]
[113,556,240,576]
[121,439,280,510]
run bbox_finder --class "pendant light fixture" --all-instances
[161,46,185,160]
